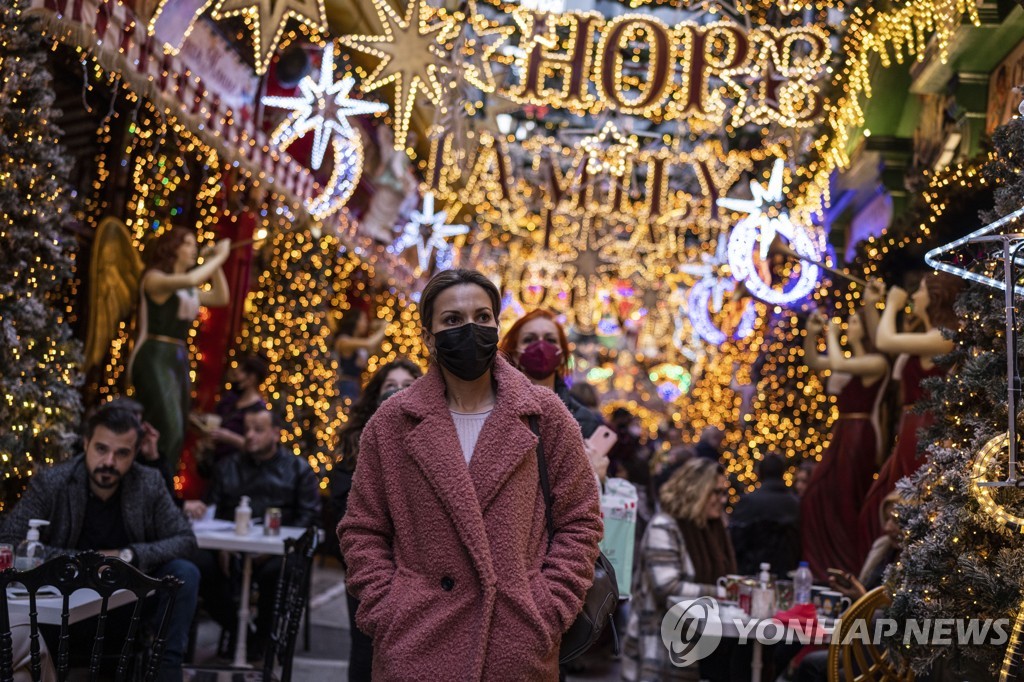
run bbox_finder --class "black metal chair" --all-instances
[185,527,319,682]
[0,552,182,682]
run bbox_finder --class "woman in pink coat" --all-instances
[338,268,603,681]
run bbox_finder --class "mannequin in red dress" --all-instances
[858,274,962,551]
[801,310,889,579]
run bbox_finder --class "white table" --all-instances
[193,522,305,667]
[668,596,835,682]
[6,588,136,625]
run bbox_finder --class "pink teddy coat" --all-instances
[338,356,603,680]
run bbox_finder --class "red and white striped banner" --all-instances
[27,0,319,208]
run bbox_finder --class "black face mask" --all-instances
[432,323,499,381]
[376,387,401,408]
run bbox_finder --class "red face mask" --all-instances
[518,339,562,380]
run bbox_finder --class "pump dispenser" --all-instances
[15,519,49,571]
[235,496,252,536]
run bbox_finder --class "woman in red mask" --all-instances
[500,309,607,480]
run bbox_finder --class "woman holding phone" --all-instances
[499,309,611,482]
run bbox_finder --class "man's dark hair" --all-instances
[244,405,284,430]
[758,453,787,481]
[85,402,144,446]
[238,353,271,383]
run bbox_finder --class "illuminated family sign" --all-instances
[427,129,762,246]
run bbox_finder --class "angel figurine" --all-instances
[86,218,231,481]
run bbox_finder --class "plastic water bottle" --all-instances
[794,561,813,605]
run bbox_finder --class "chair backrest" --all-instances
[827,586,915,682]
[0,552,182,682]
[262,528,318,682]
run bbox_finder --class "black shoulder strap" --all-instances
[528,415,555,546]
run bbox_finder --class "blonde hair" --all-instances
[660,458,724,527]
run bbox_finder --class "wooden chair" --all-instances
[0,552,182,682]
[827,586,915,682]
[185,527,319,682]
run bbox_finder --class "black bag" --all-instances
[529,416,620,664]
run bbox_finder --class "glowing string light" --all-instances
[388,192,469,274]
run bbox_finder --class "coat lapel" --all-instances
[67,460,88,547]
[120,467,144,544]
[400,368,498,587]
[468,357,542,513]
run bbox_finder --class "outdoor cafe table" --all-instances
[6,587,136,625]
[668,595,836,682]
[192,521,305,667]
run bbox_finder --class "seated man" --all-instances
[185,407,319,656]
[0,403,199,682]
[729,453,801,577]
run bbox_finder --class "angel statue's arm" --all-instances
[144,239,231,305]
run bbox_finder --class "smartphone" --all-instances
[827,568,853,589]
[586,425,618,459]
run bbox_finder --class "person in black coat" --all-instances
[729,453,801,577]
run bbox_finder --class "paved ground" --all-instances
[187,558,621,681]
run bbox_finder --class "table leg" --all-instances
[233,554,253,667]
[751,639,763,682]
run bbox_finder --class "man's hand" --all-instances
[139,422,161,462]
[183,500,207,520]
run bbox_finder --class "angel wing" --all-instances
[84,217,144,371]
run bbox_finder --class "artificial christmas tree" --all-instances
[884,117,1024,677]
[0,0,83,510]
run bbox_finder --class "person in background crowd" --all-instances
[569,380,600,411]
[608,407,650,485]
[794,461,815,498]
[729,453,801,577]
[328,357,422,682]
[622,458,736,682]
[186,408,320,658]
[0,403,199,682]
[207,353,270,464]
[499,308,607,481]
[690,425,725,462]
[339,269,602,680]
[333,306,388,403]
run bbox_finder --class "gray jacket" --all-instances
[0,455,196,573]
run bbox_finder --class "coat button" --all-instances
[440,576,455,591]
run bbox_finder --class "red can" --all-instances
[0,544,13,570]
[264,508,282,536]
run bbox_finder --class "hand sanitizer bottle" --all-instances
[234,496,252,536]
[15,519,50,571]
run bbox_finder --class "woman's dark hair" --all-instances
[924,272,964,330]
[238,353,270,384]
[419,269,501,333]
[144,226,194,273]
[85,402,144,446]
[569,381,599,409]
[337,357,423,471]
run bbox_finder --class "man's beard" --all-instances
[90,467,122,489]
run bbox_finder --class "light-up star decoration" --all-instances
[338,0,457,153]
[263,47,388,171]
[679,235,757,346]
[388,192,469,274]
[211,0,328,75]
[717,158,820,306]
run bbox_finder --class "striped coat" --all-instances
[621,512,719,682]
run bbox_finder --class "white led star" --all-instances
[679,234,732,313]
[717,157,787,261]
[388,193,469,274]
[262,46,388,170]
